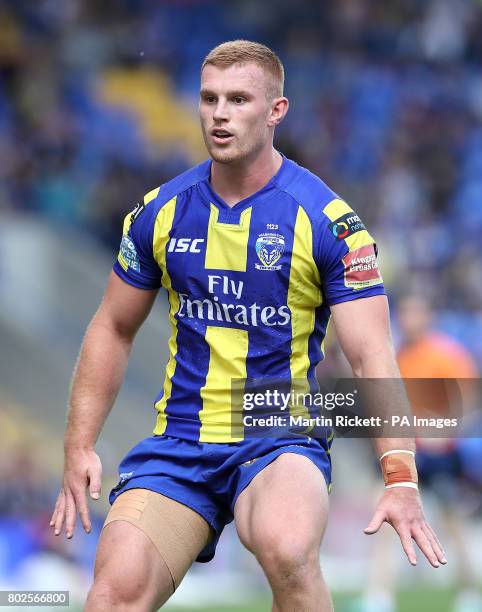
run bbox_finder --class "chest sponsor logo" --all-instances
[255,232,285,271]
[176,274,291,327]
[329,213,366,240]
[119,235,140,272]
[168,238,205,253]
[343,244,383,289]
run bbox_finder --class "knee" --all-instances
[85,574,150,611]
[255,531,320,586]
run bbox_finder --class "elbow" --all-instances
[347,340,397,378]
[348,353,364,378]
[351,361,363,378]
[89,309,137,347]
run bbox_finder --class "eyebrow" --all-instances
[200,89,252,98]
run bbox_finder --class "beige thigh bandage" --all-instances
[103,488,211,589]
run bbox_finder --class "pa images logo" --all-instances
[255,232,285,271]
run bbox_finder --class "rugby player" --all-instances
[50,40,446,611]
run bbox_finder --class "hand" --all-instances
[50,448,102,539]
[364,487,447,567]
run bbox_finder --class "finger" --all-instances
[412,526,440,567]
[53,490,66,536]
[424,523,447,564]
[72,485,92,534]
[50,495,61,526]
[364,508,386,534]
[396,525,417,565]
[87,464,102,500]
[64,488,77,539]
[422,524,446,564]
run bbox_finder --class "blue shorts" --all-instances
[109,434,332,562]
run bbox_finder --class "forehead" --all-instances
[201,62,269,94]
[399,298,430,317]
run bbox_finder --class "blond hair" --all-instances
[202,40,284,99]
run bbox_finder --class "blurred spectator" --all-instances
[359,296,481,612]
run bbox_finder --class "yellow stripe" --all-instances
[205,204,252,271]
[117,187,160,270]
[122,212,133,234]
[321,314,332,359]
[323,197,374,249]
[287,206,322,424]
[152,196,178,434]
[117,212,134,270]
[199,325,249,442]
[144,186,160,205]
[323,198,352,220]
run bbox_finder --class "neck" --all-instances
[210,147,282,207]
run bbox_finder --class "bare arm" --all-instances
[50,272,158,538]
[331,294,415,457]
[331,295,446,567]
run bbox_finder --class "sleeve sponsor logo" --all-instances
[343,244,383,289]
[119,235,140,272]
[329,213,366,240]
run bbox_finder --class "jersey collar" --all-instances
[197,153,290,214]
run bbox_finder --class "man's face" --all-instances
[199,62,275,165]
[398,297,432,343]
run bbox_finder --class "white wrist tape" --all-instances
[379,449,415,461]
[385,482,419,490]
[380,449,418,488]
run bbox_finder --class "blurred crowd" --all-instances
[1,0,482,362]
[0,405,103,604]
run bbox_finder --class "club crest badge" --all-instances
[255,233,285,271]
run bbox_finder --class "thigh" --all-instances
[93,520,174,609]
[93,488,212,609]
[234,452,329,557]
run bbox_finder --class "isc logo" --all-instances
[167,238,205,253]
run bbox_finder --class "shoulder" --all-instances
[127,161,210,232]
[147,160,210,214]
[275,157,363,239]
[428,334,478,375]
[275,156,373,248]
[274,157,339,223]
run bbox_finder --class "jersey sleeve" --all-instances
[315,198,385,306]
[113,187,163,290]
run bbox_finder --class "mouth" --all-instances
[211,128,234,145]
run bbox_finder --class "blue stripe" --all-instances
[245,194,298,383]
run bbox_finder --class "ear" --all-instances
[268,97,289,127]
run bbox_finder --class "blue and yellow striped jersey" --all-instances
[114,156,385,442]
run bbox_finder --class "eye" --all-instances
[233,96,246,104]
[203,95,216,104]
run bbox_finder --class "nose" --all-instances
[213,98,229,122]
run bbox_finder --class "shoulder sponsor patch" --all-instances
[329,212,366,240]
[119,234,140,272]
[343,244,383,289]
